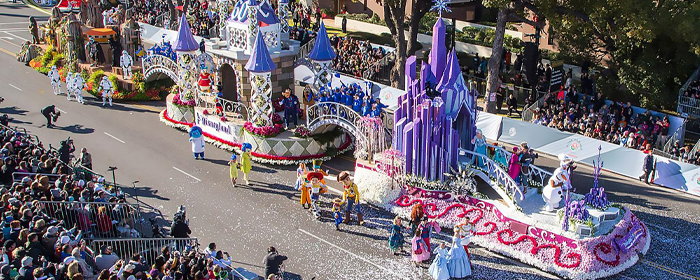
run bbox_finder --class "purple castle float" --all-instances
[393,17,478,182]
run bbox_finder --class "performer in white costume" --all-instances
[48,65,62,95]
[120,50,133,80]
[72,73,86,104]
[98,76,114,107]
[542,154,577,211]
[65,71,74,101]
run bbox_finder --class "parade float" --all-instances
[158,1,353,164]
[351,16,650,280]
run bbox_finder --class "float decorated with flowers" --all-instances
[350,15,650,280]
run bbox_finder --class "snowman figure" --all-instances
[72,73,86,104]
[97,76,114,107]
[48,65,62,95]
[120,50,133,80]
[542,154,576,211]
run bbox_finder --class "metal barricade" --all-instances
[521,93,549,122]
[677,66,700,117]
[293,37,316,66]
[12,172,62,183]
[662,119,687,152]
[36,201,143,239]
[91,238,198,264]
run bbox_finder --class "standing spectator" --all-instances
[78,148,92,169]
[639,151,655,185]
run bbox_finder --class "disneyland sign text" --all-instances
[195,111,237,142]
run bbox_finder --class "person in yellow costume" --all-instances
[338,171,364,225]
[240,143,253,185]
[306,171,327,219]
[229,153,239,187]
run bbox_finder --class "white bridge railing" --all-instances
[460,148,524,208]
[142,54,179,82]
[486,143,553,189]
[196,90,250,121]
[306,102,365,141]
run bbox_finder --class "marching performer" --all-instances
[72,73,86,104]
[295,162,308,190]
[332,198,343,231]
[229,153,240,187]
[337,171,364,225]
[240,143,252,185]
[120,50,133,80]
[456,217,474,270]
[305,171,327,219]
[65,71,74,101]
[98,76,113,107]
[48,65,62,95]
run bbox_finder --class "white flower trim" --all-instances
[161,109,354,165]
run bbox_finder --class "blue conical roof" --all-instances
[308,22,336,61]
[174,16,199,52]
[245,31,277,73]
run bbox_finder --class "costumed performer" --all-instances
[311,159,329,185]
[411,230,431,266]
[542,154,575,211]
[338,171,363,225]
[428,242,450,280]
[508,146,522,185]
[456,217,475,269]
[419,216,441,252]
[120,50,133,80]
[447,225,472,278]
[240,143,252,185]
[48,65,62,95]
[98,76,113,107]
[229,153,239,187]
[295,163,308,190]
[72,73,86,104]
[331,198,343,231]
[279,88,299,129]
[306,171,327,219]
[299,171,312,209]
[189,126,205,160]
[388,216,405,255]
[198,68,212,92]
[65,71,74,101]
[471,129,486,167]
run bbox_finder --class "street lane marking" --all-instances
[645,222,679,234]
[3,31,29,41]
[23,1,52,15]
[103,132,125,143]
[172,166,201,182]
[0,46,13,56]
[298,228,402,277]
[0,38,20,47]
[128,103,162,113]
[641,259,700,280]
[8,84,22,91]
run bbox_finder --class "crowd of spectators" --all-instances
[529,91,671,151]
[185,0,218,37]
[0,123,287,280]
[681,79,700,100]
[132,0,170,27]
[330,35,389,80]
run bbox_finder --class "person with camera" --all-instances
[58,138,75,165]
[518,142,538,191]
[263,246,287,279]
[170,210,191,239]
[40,105,60,127]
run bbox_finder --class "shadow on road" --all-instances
[0,106,29,115]
[53,124,95,134]
[123,185,171,201]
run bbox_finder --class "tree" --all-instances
[383,0,430,89]
[548,0,700,108]
[481,0,543,113]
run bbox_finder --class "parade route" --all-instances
[2,2,700,279]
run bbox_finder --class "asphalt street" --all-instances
[1,2,699,280]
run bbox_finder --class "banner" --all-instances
[195,111,238,143]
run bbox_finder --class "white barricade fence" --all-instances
[91,238,199,265]
[36,201,143,239]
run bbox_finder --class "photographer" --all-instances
[170,211,191,239]
[40,105,59,127]
[263,246,287,279]
[58,139,75,165]
[518,142,538,190]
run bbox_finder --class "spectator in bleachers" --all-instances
[95,246,119,271]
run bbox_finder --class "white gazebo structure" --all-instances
[173,15,200,101]
[225,0,281,54]
[308,21,336,90]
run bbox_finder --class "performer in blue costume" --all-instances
[352,95,362,113]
